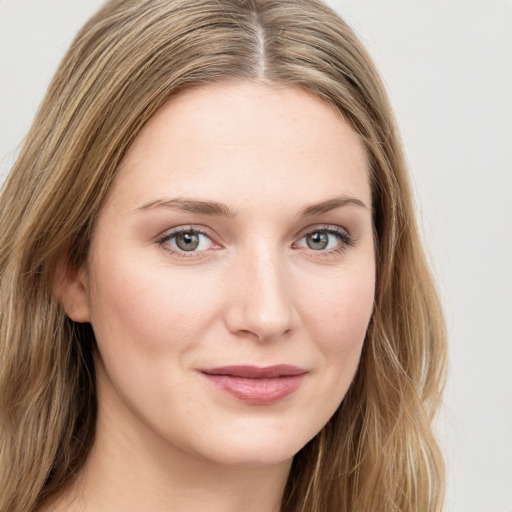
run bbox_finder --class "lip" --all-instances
[200,365,308,405]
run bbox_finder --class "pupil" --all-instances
[177,231,199,251]
[307,231,328,250]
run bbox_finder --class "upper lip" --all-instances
[200,365,307,378]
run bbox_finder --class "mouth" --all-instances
[200,365,308,405]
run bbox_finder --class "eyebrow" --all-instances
[299,196,368,216]
[137,195,368,217]
[137,198,237,217]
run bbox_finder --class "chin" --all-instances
[199,441,299,468]
[177,416,321,469]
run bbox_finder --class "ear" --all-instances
[54,256,91,323]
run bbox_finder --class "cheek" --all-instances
[300,265,375,366]
[87,255,223,411]
[85,260,228,428]
[88,254,222,350]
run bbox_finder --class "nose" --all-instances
[224,248,299,342]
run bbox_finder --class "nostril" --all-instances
[228,323,295,343]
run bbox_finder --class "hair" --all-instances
[0,1,447,511]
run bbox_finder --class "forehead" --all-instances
[109,81,371,212]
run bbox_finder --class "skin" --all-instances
[55,81,375,512]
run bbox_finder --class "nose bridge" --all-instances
[226,242,297,341]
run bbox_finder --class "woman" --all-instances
[0,1,447,511]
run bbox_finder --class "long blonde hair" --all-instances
[0,1,446,511]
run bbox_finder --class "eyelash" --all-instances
[294,225,355,255]
[157,226,217,258]
[157,224,355,258]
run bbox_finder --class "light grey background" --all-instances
[1,1,511,511]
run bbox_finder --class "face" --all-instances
[65,82,375,468]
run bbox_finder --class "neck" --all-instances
[78,432,291,512]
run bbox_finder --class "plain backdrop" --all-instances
[1,1,511,511]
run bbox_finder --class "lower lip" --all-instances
[202,374,306,405]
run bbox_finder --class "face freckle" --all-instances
[80,81,376,469]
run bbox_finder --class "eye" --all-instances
[295,227,353,252]
[160,228,215,253]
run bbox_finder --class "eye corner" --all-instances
[156,226,222,258]
[293,224,355,255]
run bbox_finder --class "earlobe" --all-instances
[54,258,91,323]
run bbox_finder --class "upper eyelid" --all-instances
[157,224,215,241]
[158,223,350,238]
[294,223,352,240]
